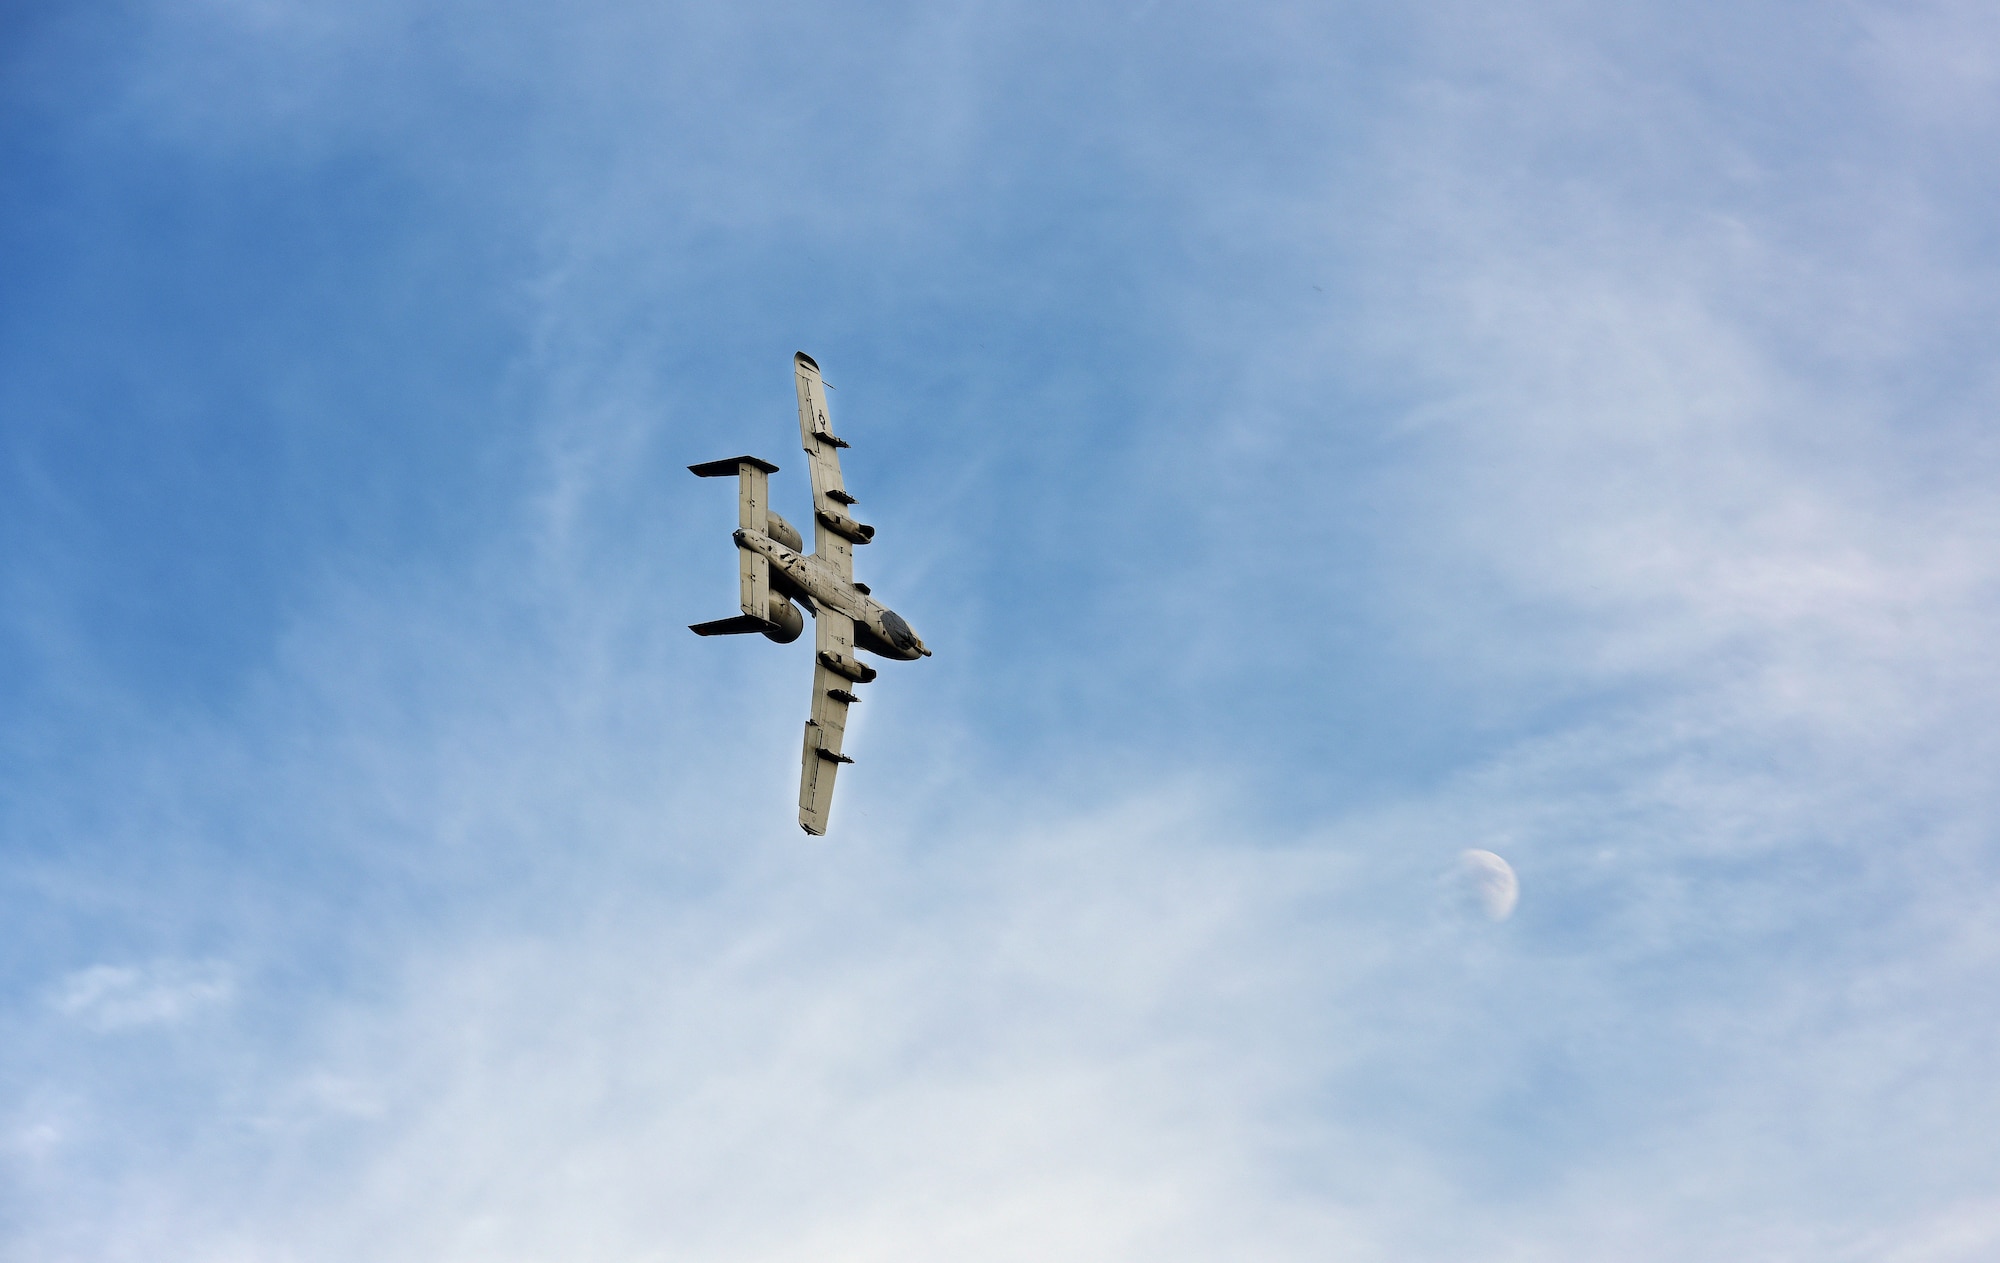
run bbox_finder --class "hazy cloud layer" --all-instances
[4,0,1999,1258]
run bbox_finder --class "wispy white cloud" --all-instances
[49,961,235,1032]
[5,0,2000,1257]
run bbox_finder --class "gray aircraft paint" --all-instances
[689,353,930,835]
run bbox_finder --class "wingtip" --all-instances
[794,351,819,371]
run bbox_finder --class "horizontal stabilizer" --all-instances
[689,455,780,478]
[690,615,771,636]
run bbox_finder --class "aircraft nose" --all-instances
[880,608,923,656]
[879,610,929,660]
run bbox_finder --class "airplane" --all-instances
[689,352,931,835]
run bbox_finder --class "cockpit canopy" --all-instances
[880,608,919,654]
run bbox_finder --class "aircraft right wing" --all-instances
[792,352,874,582]
[798,608,874,835]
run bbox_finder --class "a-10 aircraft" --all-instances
[690,352,930,835]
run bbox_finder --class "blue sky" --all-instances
[5,0,2000,1257]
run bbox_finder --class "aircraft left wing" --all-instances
[793,352,874,581]
[798,608,875,835]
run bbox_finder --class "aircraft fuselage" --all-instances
[734,527,928,661]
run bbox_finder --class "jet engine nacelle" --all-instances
[763,593,804,643]
[764,511,803,552]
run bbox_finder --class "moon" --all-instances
[1458,849,1519,921]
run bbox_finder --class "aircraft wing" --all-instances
[792,352,875,582]
[798,608,871,835]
